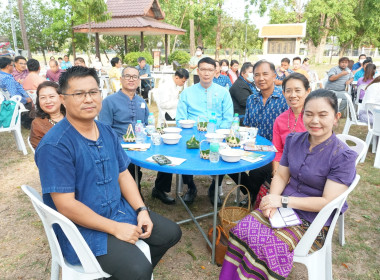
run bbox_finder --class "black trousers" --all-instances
[97,211,182,280]
[21,102,34,130]
[155,172,194,193]
[228,162,273,201]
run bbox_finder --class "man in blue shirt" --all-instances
[176,57,234,205]
[274,57,294,86]
[136,57,154,100]
[60,55,72,70]
[352,54,366,74]
[213,60,232,88]
[353,57,373,81]
[36,66,181,279]
[0,56,34,129]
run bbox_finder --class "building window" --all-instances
[268,39,296,54]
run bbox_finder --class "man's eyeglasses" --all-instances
[61,89,101,101]
[199,68,215,73]
[122,74,139,81]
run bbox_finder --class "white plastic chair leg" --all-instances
[338,214,345,246]
[14,129,27,155]
[374,138,380,169]
[50,260,60,280]
[372,136,378,153]
[342,121,351,135]
[361,131,373,163]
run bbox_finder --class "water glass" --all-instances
[151,132,161,145]
[247,127,258,144]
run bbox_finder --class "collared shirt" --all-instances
[176,82,233,129]
[325,66,353,91]
[243,86,288,141]
[272,108,305,162]
[156,76,181,119]
[275,68,294,81]
[46,69,64,82]
[280,132,357,226]
[352,62,361,71]
[23,72,46,91]
[35,118,136,265]
[213,73,232,88]
[60,61,72,70]
[189,55,205,75]
[12,68,28,84]
[0,70,30,104]
[136,64,154,87]
[99,90,149,139]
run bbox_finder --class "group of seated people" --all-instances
[4,51,369,279]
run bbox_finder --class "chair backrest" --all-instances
[27,136,35,154]
[0,88,10,100]
[366,102,380,135]
[343,92,359,123]
[21,185,110,277]
[336,134,367,165]
[0,95,22,130]
[294,174,360,257]
[26,90,37,104]
[355,84,366,105]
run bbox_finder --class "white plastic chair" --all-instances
[355,84,366,114]
[0,88,10,100]
[362,103,380,168]
[0,95,28,155]
[336,134,367,246]
[21,185,153,280]
[342,92,367,135]
[293,174,360,280]
[26,90,37,105]
[27,136,35,154]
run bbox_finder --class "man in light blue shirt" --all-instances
[176,57,233,205]
[135,57,154,100]
[60,55,72,70]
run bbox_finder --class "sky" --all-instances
[222,0,270,29]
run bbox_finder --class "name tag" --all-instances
[141,103,146,109]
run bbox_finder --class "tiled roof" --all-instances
[73,16,186,35]
[107,0,164,19]
[259,22,306,38]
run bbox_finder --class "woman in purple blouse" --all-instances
[220,89,357,280]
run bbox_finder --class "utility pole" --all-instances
[8,0,18,52]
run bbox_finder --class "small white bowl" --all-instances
[179,120,196,128]
[239,126,249,132]
[215,129,230,137]
[220,149,245,162]
[161,134,182,144]
[205,133,225,142]
[163,127,182,134]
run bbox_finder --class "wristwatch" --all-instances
[136,206,150,216]
[281,196,289,208]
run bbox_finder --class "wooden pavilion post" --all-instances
[95,33,100,61]
[165,34,169,65]
[140,32,144,51]
[124,35,128,54]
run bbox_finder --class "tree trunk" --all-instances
[215,1,222,60]
[172,6,187,54]
[17,0,31,58]
[41,47,47,66]
[189,1,195,56]
[71,21,76,59]
[315,14,331,64]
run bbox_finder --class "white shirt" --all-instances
[362,82,380,106]
[156,77,181,119]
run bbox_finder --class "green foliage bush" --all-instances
[124,52,153,66]
[168,50,191,66]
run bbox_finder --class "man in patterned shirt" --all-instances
[274,57,294,86]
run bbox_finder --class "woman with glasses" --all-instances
[30,81,66,148]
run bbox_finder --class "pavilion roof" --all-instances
[259,22,306,38]
[73,0,186,36]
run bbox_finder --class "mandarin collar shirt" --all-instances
[99,90,149,139]
[176,82,233,129]
[35,118,135,265]
[243,85,288,141]
[0,70,29,104]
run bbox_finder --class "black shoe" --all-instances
[152,188,175,205]
[183,188,197,204]
[208,186,222,207]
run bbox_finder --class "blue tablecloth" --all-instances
[124,127,275,175]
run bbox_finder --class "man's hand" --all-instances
[113,222,143,244]
[137,211,153,239]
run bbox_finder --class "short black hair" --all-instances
[304,89,338,114]
[111,57,121,67]
[58,66,99,94]
[240,62,253,76]
[27,59,40,72]
[282,72,310,92]
[363,57,373,65]
[338,57,349,63]
[220,59,229,67]
[58,57,62,60]
[359,54,366,59]
[253,60,275,73]
[122,66,140,76]
[64,55,69,58]
[196,46,203,51]
[15,56,26,63]
[303,57,310,63]
[175,68,189,79]
[74,57,85,65]
[293,57,302,63]
[0,57,13,69]
[137,57,146,63]
[197,57,216,68]
[281,58,290,64]
[36,81,65,119]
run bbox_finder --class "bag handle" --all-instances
[220,184,251,217]
[208,225,221,245]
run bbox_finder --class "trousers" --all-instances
[97,211,182,280]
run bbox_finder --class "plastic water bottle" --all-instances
[209,140,220,163]
[207,112,217,133]
[135,120,144,144]
[147,112,155,136]
[231,113,240,137]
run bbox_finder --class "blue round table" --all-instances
[124,127,275,264]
